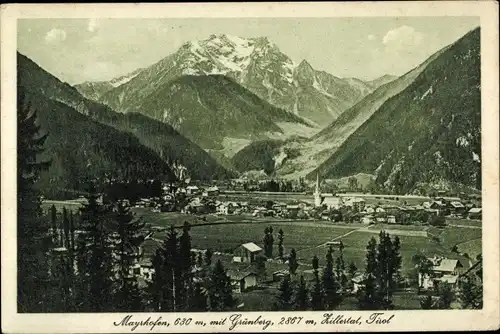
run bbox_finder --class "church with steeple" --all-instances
[313,172,323,207]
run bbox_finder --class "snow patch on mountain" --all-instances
[110,71,141,87]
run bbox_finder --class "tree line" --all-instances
[17,95,235,312]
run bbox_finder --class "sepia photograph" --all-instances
[1,2,499,333]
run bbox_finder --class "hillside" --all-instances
[97,34,376,127]
[310,28,481,193]
[21,90,175,198]
[74,68,143,100]
[17,52,233,181]
[233,43,445,177]
[131,74,311,152]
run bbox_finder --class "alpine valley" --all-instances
[19,28,481,195]
[232,28,481,194]
[75,34,391,160]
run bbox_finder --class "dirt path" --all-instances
[447,224,482,229]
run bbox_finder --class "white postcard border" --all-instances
[1,2,499,333]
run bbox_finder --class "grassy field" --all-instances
[456,238,482,259]
[446,217,482,227]
[154,223,356,254]
[439,227,482,250]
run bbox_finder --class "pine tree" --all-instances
[335,241,347,290]
[420,295,434,309]
[112,201,145,312]
[310,255,323,310]
[50,204,57,244]
[208,260,234,311]
[390,236,402,295]
[288,248,299,275]
[205,248,213,266]
[323,246,341,309]
[275,277,294,310]
[376,231,394,309]
[178,221,193,310]
[17,91,53,312]
[62,207,70,249]
[165,225,179,311]
[190,281,208,311]
[358,237,383,310]
[75,186,115,312]
[459,277,483,309]
[148,248,165,311]
[278,228,284,260]
[293,275,309,310]
[435,282,455,309]
[347,262,358,279]
[254,255,267,282]
[263,227,274,258]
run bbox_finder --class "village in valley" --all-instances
[44,172,483,311]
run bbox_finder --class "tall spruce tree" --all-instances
[50,204,57,244]
[358,237,383,310]
[435,282,455,309]
[165,225,179,311]
[63,207,70,249]
[112,201,145,311]
[17,91,53,312]
[323,246,341,309]
[376,231,394,309]
[420,295,434,309]
[205,248,213,266]
[190,281,208,311]
[178,221,193,310]
[75,186,115,312]
[208,260,234,311]
[278,228,284,260]
[275,277,294,310]
[293,275,309,310]
[149,248,166,311]
[335,241,347,290]
[310,255,323,310]
[459,277,483,309]
[288,248,299,275]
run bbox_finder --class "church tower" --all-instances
[314,172,322,207]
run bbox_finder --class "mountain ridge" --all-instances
[18,52,234,182]
[89,34,383,126]
[309,27,481,193]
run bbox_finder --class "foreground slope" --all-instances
[311,28,481,193]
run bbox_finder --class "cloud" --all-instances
[382,25,424,50]
[44,28,67,44]
[368,34,376,41]
[87,18,99,33]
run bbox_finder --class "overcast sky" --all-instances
[18,17,479,85]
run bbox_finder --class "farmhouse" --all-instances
[351,274,366,294]
[419,256,464,290]
[228,270,258,293]
[273,269,291,282]
[186,185,200,195]
[205,186,220,196]
[235,242,263,263]
[449,201,466,214]
[468,208,482,219]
